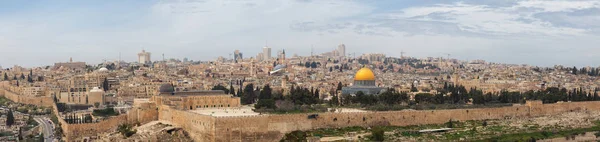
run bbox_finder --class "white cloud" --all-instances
[1,0,600,67]
[373,1,591,36]
[516,0,600,12]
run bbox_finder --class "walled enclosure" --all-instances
[6,83,600,142]
[156,101,600,142]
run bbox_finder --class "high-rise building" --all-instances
[263,46,271,61]
[138,50,151,64]
[337,44,346,57]
[234,50,243,61]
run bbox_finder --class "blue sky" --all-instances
[1,0,600,67]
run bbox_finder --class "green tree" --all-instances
[259,85,273,99]
[336,82,343,91]
[102,78,110,91]
[280,131,307,141]
[229,85,235,95]
[414,93,434,104]
[255,99,276,109]
[329,95,339,106]
[378,89,408,105]
[241,84,256,104]
[410,84,418,92]
[117,124,137,137]
[255,85,276,109]
[3,72,7,80]
[20,73,25,80]
[446,119,454,128]
[370,127,385,141]
[6,109,14,127]
[27,75,33,83]
[211,84,230,94]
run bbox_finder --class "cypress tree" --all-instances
[102,78,109,91]
[6,109,14,126]
[27,75,33,83]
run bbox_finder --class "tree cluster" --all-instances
[64,114,93,124]
[211,84,230,94]
[569,66,600,76]
[340,89,409,106]
[117,124,137,137]
[303,61,320,68]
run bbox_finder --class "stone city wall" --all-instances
[127,102,159,124]
[158,105,216,142]
[195,101,600,142]
[0,88,54,107]
[63,115,128,141]
[0,81,159,141]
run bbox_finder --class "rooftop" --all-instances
[189,106,260,117]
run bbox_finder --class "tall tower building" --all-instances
[337,44,346,57]
[138,50,151,64]
[234,50,243,61]
[282,49,286,65]
[263,46,271,61]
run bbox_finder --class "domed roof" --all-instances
[159,84,175,93]
[98,67,108,72]
[90,87,104,93]
[354,67,376,81]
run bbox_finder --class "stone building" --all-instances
[342,67,386,95]
[151,84,241,110]
[137,50,151,64]
[54,57,86,70]
[57,87,105,106]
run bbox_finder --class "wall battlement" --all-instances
[158,100,600,142]
[4,81,597,142]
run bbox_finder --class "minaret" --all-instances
[282,49,286,65]
[70,57,73,63]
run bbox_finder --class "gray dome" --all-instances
[159,84,175,93]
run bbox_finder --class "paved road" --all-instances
[34,117,54,142]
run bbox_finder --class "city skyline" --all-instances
[2,0,600,67]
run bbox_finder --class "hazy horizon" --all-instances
[1,0,600,68]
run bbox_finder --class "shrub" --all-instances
[280,130,307,142]
[92,108,119,117]
[117,124,136,137]
[370,127,385,141]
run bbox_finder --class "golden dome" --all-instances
[354,68,375,81]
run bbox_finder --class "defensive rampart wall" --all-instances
[0,88,54,107]
[154,101,600,142]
